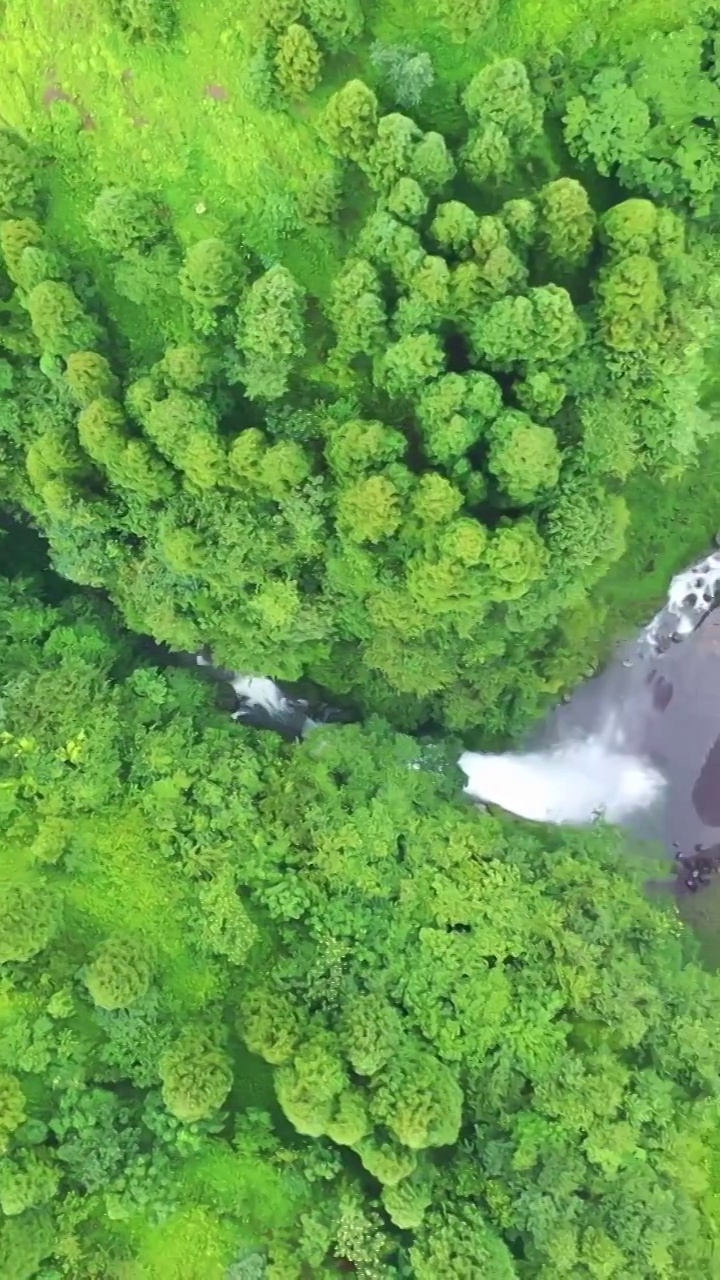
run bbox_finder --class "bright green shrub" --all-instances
[160,1032,233,1122]
[83,936,152,1010]
[87,186,165,255]
[304,0,363,48]
[109,0,177,42]
[275,24,323,99]
[65,351,119,406]
[27,282,99,356]
[0,885,57,964]
[0,133,40,217]
[320,80,379,162]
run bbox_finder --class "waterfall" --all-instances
[458,727,666,825]
[458,544,720,826]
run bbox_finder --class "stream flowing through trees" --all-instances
[193,546,720,860]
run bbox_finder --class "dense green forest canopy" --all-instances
[4,0,720,1275]
[1,2,719,734]
[2,568,720,1278]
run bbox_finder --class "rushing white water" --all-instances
[230,675,297,718]
[454,544,720,824]
[458,732,666,825]
[195,655,317,735]
[642,548,720,653]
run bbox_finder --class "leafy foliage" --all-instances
[86,186,166,255]
[2,6,720,1276]
[0,576,719,1276]
[320,79,379,161]
[236,264,306,401]
[83,936,153,1010]
[109,0,178,42]
[563,18,720,220]
[370,43,435,109]
[0,54,715,734]
[274,23,323,99]
[160,1032,233,1122]
[0,134,40,219]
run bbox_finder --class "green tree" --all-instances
[325,418,406,477]
[473,285,584,368]
[77,396,127,469]
[395,255,451,335]
[501,196,537,247]
[0,1076,26,1154]
[0,1153,59,1216]
[263,0,302,30]
[336,474,402,542]
[353,1134,417,1185]
[431,201,478,256]
[161,343,213,392]
[110,0,177,42]
[320,80,379,162]
[160,1032,233,1122]
[13,244,63,293]
[417,372,500,466]
[410,473,463,528]
[462,58,542,185]
[364,112,422,192]
[178,236,246,318]
[472,216,527,298]
[0,885,57,964]
[275,24,323,99]
[537,177,595,265]
[376,332,444,396]
[410,131,456,191]
[358,210,425,284]
[86,186,166,255]
[369,43,435,109]
[0,1213,55,1280]
[382,1168,434,1229]
[27,281,99,357]
[487,409,562,505]
[327,259,387,360]
[144,389,225,486]
[410,1206,517,1280]
[386,176,429,225]
[564,67,651,177]
[65,351,119,407]
[485,518,547,598]
[516,370,566,421]
[463,58,541,138]
[275,1034,348,1136]
[600,197,660,257]
[241,988,302,1064]
[596,253,664,352]
[462,122,512,185]
[0,217,43,283]
[339,994,402,1076]
[236,264,305,401]
[0,133,39,217]
[83,936,152,1010]
[305,0,363,49]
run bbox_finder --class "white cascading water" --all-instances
[458,733,666,825]
[458,547,720,825]
[640,547,720,653]
[195,542,719,827]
